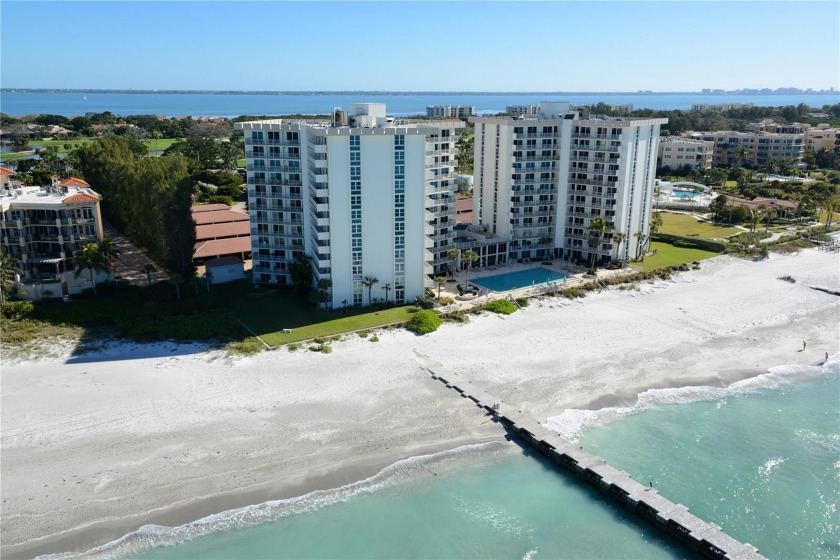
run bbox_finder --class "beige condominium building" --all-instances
[469,102,666,266]
[657,137,714,170]
[804,124,840,152]
[683,130,805,167]
[1,174,105,299]
[426,105,476,118]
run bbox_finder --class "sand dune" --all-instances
[2,249,838,558]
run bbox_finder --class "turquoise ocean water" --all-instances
[44,359,838,560]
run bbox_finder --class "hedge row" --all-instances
[651,233,727,253]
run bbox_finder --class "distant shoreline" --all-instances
[2,88,837,96]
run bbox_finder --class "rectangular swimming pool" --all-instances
[471,267,568,292]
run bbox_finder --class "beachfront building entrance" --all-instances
[470,103,666,266]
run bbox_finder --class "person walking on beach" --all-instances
[803,341,807,351]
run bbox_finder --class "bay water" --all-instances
[43,359,838,560]
[2,92,838,118]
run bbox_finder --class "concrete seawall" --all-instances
[423,361,765,560]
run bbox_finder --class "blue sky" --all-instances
[1,1,838,91]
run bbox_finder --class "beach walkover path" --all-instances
[416,355,766,560]
[102,220,170,287]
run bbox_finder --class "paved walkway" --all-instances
[102,220,171,287]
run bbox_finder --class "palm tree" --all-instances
[586,217,612,269]
[141,263,155,287]
[317,278,332,309]
[538,236,553,260]
[633,231,645,260]
[462,250,478,283]
[0,248,22,304]
[73,243,107,296]
[750,206,764,233]
[822,199,838,230]
[362,276,379,305]
[764,205,775,232]
[733,145,750,168]
[434,276,447,299]
[169,273,184,300]
[204,268,214,292]
[97,237,121,269]
[447,247,461,277]
[381,282,392,303]
[650,212,663,235]
[612,232,626,264]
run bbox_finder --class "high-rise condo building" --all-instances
[236,104,463,308]
[469,102,666,265]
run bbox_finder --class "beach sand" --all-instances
[2,250,838,558]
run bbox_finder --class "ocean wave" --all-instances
[547,358,839,443]
[37,441,514,560]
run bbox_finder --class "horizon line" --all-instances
[2,88,838,96]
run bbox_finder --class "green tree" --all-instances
[461,249,479,282]
[434,275,447,299]
[824,199,838,229]
[0,248,22,304]
[73,243,107,296]
[447,247,461,276]
[288,254,313,294]
[538,236,554,259]
[587,217,613,269]
[633,231,645,260]
[650,211,663,234]
[362,276,379,305]
[141,263,156,287]
[733,146,750,167]
[381,282,392,303]
[97,237,121,279]
[317,278,332,309]
[612,232,626,263]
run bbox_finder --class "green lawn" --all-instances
[216,282,417,347]
[659,212,743,239]
[24,137,181,154]
[28,139,94,153]
[142,137,181,152]
[633,242,719,272]
[0,151,33,160]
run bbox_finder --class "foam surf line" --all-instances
[37,442,513,560]
[547,359,839,443]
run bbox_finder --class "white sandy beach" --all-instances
[2,249,839,558]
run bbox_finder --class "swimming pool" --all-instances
[471,267,567,292]
[672,189,699,199]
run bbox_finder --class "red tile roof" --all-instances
[194,236,252,259]
[726,197,798,210]
[192,209,249,225]
[0,166,14,176]
[60,177,91,188]
[62,193,100,204]
[196,221,251,241]
[205,256,244,268]
[456,210,474,224]
[191,203,232,213]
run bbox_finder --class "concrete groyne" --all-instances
[423,361,765,560]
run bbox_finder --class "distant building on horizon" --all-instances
[505,105,540,116]
[691,102,754,112]
[426,105,475,118]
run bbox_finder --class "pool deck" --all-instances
[438,260,625,310]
